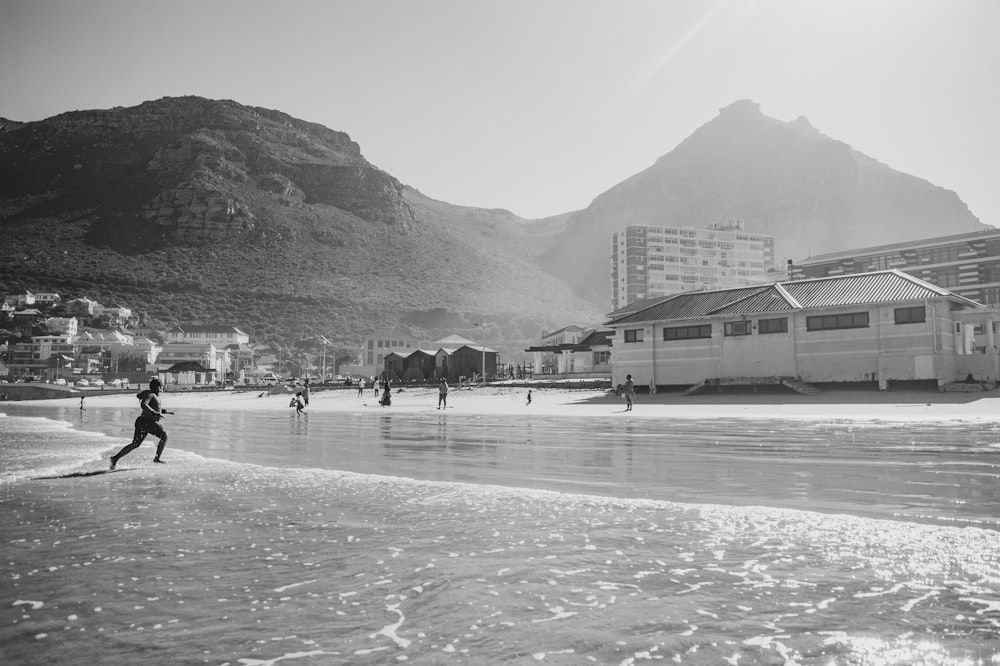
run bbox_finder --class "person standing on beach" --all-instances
[301,380,310,407]
[357,378,365,398]
[438,378,449,409]
[80,396,85,410]
[624,375,635,411]
[110,377,172,469]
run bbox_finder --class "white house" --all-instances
[44,316,78,336]
[524,327,613,378]
[154,342,230,375]
[164,324,250,346]
[158,361,216,387]
[605,269,1000,391]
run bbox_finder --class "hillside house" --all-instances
[33,292,62,307]
[64,297,99,317]
[5,291,36,307]
[44,316,79,336]
[605,269,1000,391]
[11,308,44,330]
[164,324,250,346]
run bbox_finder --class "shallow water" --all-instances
[1,402,998,665]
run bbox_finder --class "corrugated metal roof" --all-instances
[605,270,983,325]
[608,286,768,324]
[782,271,948,307]
[710,288,797,316]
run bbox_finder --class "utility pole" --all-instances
[475,322,486,385]
[320,335,332,381]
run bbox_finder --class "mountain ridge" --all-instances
[0,96,605,360]
[541,99,985,304]
[0,96,987,359]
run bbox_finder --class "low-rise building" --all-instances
[164,324,250,346]
[11,308,44,331]
[64,297,99,317]
[44,316,79,336]
[383,349,438,382]
[353,329,429,378]
[9,334,75,379]
[5,291,36,307]
[225,343,256,381]
[524,328,614,379]
[158,361,216,387]
[154,342,230,376]
[33,292,61,307]
[605,269,1000,391]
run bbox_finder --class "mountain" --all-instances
[0,96,605,360]
[1,96,987,359]
[540,100,987,305]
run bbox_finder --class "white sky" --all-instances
[2,0,997,225]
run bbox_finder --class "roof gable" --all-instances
[164,361,214,373]
[606,270,982,325]
[435,334,479,346]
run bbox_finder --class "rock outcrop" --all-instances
[0,96,414,245]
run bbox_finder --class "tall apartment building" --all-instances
[791,229,1000,307]
[611,221,776,310]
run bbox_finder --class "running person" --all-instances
[110,378,173,469]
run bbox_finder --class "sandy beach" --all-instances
[61,383,1000,423]
[3,384,999,664]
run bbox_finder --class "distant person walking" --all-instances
[624,374,635,412]
[80,396,85,410]
[438,379,449,409]
[110,378,172,469]
[526,390,532,406]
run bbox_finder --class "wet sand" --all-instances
[56,384,1000,423]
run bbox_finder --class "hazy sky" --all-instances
[2,0,998,225]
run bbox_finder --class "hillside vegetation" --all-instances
[0,97,605,360]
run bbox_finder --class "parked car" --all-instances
[258,374,280,386]
[91,379,105,387]
[74,378,90,387]
[54,378,67,386]
[107,378,123,387]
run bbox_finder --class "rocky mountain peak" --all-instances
[542,100,984,307]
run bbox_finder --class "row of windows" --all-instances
[369,340,415,349]
[623,307,927,342]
